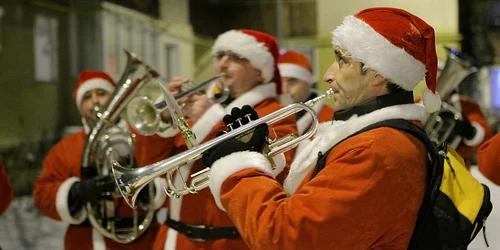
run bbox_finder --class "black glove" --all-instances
[439,111,477,143]
[137,183,156,207]
[202,105,268,168]
[68,175,116,213]
[456,114,476,140]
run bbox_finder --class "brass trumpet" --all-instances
[126,74,228,136]
[113,89,334,208]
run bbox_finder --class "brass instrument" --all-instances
[81,50,158,243]
[424,47,477,148]
[126,73,229,136]
[112,88,334,208]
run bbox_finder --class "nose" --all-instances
[323,63,337,84]
[216,55,230,69]
[91,92,100,104]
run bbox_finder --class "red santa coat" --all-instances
[33,121,174,250]
[294,97,335,157]
[0,157,13,215]
[153,83,298,250]
[208,103,428,250]
[478,133,500,185]
[454,95,492,162]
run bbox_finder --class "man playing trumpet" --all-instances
[153,29,298,250]
[202,7,441,250]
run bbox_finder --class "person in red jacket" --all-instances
[33,70,174,250]
[478,133,500,185]
[278,50,335,155]
[152,29,298,250]
[432,57,492,167]
[202,7,441,250]
[451,94,492,164]
[0,156,13,215]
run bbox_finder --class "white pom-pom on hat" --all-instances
[421,88,442,113]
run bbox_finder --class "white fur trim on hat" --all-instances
[212,30,275,83]
[75,78,115,110]
[332,15,426,90]
[421,89,442,113]
[278,63,314,84]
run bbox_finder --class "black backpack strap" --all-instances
[311,118,440,179]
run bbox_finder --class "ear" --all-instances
[371,72,386,87]
[254,69,264,82]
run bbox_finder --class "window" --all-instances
[34,14,58,82]
[164,42,180,81]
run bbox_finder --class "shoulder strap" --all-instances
[312,119,440,179]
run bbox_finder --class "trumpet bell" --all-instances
[127,96,160,136]
[111,161,138,208]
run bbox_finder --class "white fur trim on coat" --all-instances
[191,103,228,145]
[332,15,426,90]
[56,177,87,224]
[164,161,194,250]
[284,104,427,196]
[278,63,314,84]
[153,178,167,210]
[92,228,106,250]
[209,151,286,211]
[212,30,275,83]
[463,122,485,147]
[191,83,277,145]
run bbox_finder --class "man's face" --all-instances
[80,88,111,126]
[281,77,311,103]
[213,51,264,96]
[323,48,380,111]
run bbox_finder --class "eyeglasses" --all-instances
[333,46,355,64]
[333,46,377,75]
[213,51,249,64]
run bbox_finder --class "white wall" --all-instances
[317,0,458,34]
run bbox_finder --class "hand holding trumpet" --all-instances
[202,105,269,168]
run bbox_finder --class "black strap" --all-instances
[311,119,440,178]
[166,217,240,242]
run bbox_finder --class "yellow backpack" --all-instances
[370,119,493,249]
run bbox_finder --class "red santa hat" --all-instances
[332,7,441,113]
[72,70,116,111]
[212,29,282,94]
[278,50,314,85]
